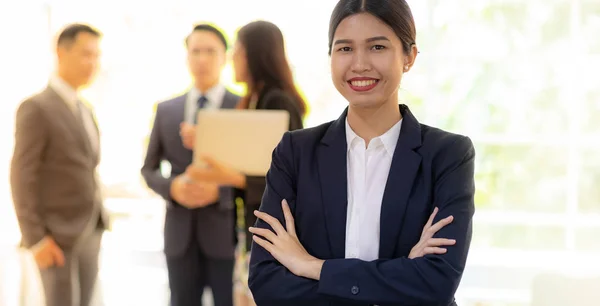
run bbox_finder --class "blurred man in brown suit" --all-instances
[10,23,108,306]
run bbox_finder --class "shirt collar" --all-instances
[190,83,226,106]
[345,117,403,155]
[48,75,79,110]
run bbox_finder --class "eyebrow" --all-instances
[333,36,390,45]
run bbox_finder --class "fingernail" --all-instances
[253,210,259,215]
[451,239,456,243]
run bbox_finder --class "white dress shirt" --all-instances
[184,84,226,123]
[344,118,403,261]
[48,75,99,154]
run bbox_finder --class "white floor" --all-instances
[0,246,215,306]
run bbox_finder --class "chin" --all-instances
[345,93,384,109]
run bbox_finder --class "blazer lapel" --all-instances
[44,87,90,153]
[317,109,349,259]
[379,105,423,259]
[88,108,101,163]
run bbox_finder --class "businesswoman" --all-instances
[186,20,305,305]
[245,0,476,305]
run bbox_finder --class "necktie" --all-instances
[198,95,208,109]
[194,96,208,124]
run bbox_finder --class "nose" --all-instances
[351,50,371,73]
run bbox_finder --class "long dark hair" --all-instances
[235,21,307,116]
[328,0,417,55]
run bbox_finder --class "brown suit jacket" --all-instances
[10,86,107,249]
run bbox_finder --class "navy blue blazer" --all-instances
[141,90,240,259]
[248,104,475,306]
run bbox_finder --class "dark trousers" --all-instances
[166,240,234,306]
[38,228,103,306]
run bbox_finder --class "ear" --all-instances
[56,45,64,60]
[403,44,418,72]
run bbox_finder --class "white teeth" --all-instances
[350,80,377,87]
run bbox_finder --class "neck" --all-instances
[194,79,219,92]
[57,70,79,91]
[347,98,401,144]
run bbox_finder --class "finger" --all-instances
[53,248,65,267]
[190,169,216,182]
[38,259,51,269]
[187,186,206,197]
[36,254,52,269]
[281,199,297,237]
[422,207,439,235]
[425,238,456,247]
[201,155,217,167]
[254,210,286,235]
[197,182,218,193]
[185,165,200,176]
[252,235,275,254]
[427,215,454,236]
[423,247,447,255]
[248,226,279,243]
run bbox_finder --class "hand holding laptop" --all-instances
[186,156,247,189]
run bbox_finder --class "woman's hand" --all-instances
[249,199,324,280]
[186,156,246,188]
[408,207,456,259]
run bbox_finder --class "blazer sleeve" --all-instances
[316,136,476,305]
[10,99,48,248]
[140,105,173,202]
[243,90,305,224]
[248,132,322,305]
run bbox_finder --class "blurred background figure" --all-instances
[10,23,108,306]
[141,23,240,306]
[186,20,306,306]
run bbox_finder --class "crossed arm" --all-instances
[248,132,476,305]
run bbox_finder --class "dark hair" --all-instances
[328,0,416,55]
[185,24,229,50]
[57,23,101,48]
[235,21,307,116]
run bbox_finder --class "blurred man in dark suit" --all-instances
[141,24,240,306]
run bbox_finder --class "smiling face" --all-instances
[330,12,413,110]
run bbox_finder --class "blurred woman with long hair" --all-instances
[188,20,305,305]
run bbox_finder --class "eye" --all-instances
[371,45,386,51]
[337,46,352,52]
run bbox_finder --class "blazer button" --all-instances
[351,285,360,295]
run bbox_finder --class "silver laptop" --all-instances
[193,109,290,176]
